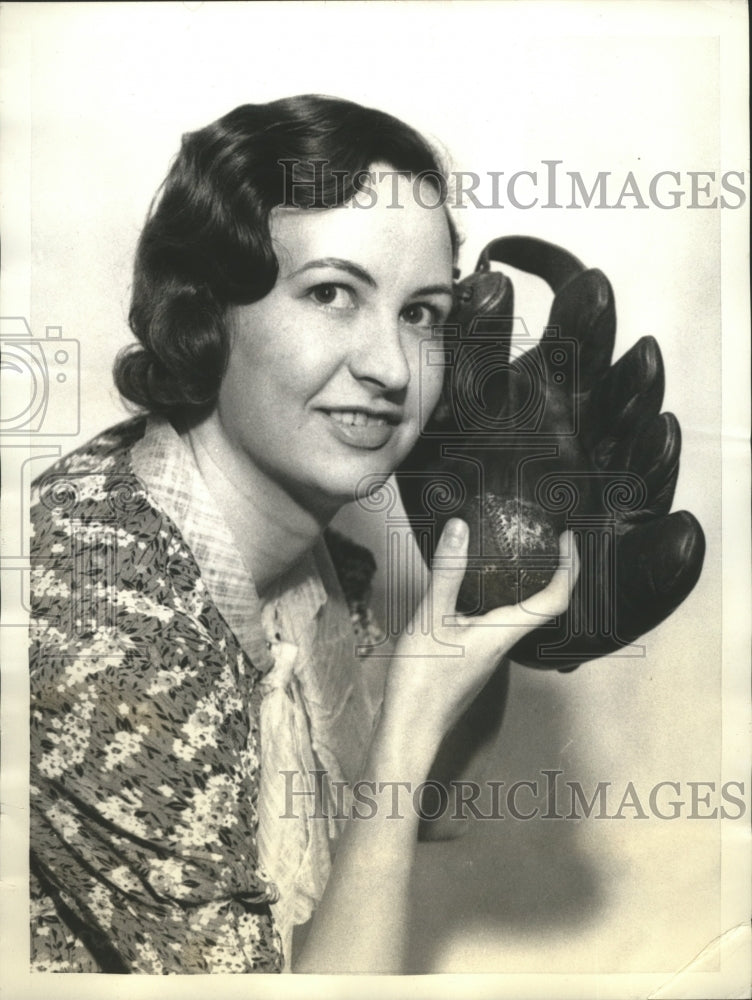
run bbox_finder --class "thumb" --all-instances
[424,518,468,622]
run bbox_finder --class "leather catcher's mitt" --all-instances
[396,235,706,670]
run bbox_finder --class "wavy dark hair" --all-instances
[114,94,459,417]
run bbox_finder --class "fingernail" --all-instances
[444,518,467,548]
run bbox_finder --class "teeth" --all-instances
[329,410,386,427]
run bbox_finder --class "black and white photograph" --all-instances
[1,2,749,996]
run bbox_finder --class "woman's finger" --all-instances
[422,518,468,625]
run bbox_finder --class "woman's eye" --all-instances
[309,284,355,310]
[401,303,437,327]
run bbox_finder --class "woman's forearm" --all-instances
[419,658,510,841]
[293,718,439,974]
[295,527,577,972]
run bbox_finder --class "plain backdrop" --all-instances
[1,3,749,997]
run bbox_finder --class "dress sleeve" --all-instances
[29,459,282,973]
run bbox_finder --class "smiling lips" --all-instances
[328,409,389,427]
[321,408,400,449]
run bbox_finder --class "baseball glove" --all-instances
[396,235,706,671]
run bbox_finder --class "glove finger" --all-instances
[615,510,706,625]
[508,268,616,409]
[544,268,616,396]
[588,336,665,462]
[609,412,681,519]
[439,271,515,426]
[494,267,615,433]
[508,509,705,670]
[565,509,704,662]
[476,235,585,293]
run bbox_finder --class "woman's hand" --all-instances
[380,519,579,760]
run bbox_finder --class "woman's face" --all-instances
[214,170,454,516]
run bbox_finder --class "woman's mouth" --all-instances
[320,409,399,449]
[329,410,387,428]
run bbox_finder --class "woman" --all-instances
[29,95,576,974]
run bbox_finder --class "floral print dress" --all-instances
[29,416,383,973]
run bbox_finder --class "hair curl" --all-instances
[114,94,459,417]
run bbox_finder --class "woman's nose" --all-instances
[348,315,411,393]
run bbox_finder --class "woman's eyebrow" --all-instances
[289,258,377,287]
[287,258,453,299]
[412,283,454,299]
